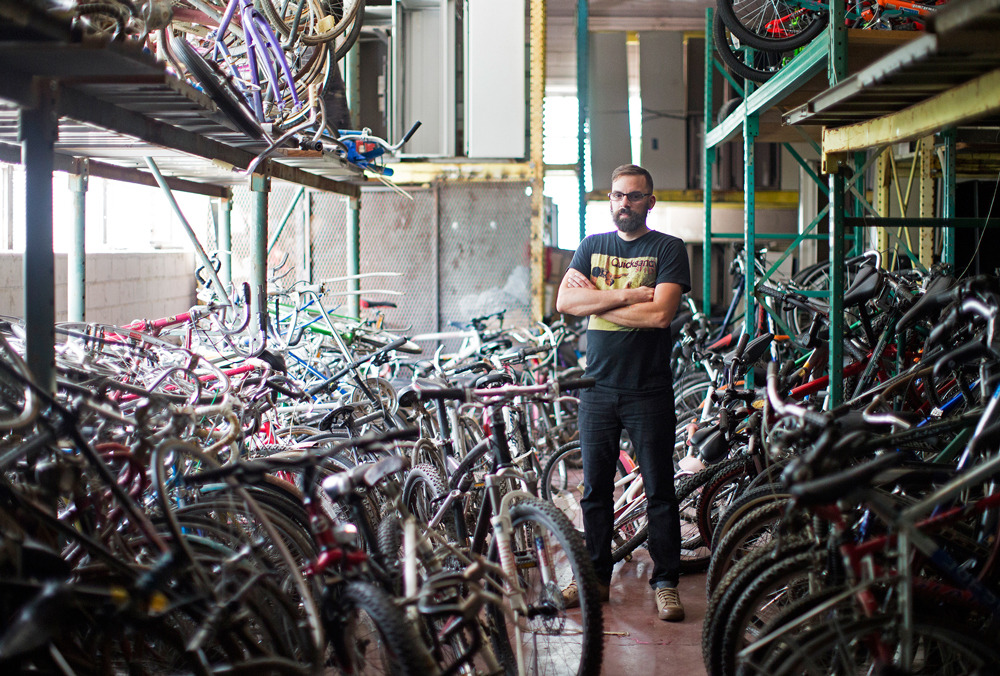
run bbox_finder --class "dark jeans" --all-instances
[578,385,680,588]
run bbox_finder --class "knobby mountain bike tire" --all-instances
[716,0,827,52]
[332,580,438,676]
[164,30,265,140]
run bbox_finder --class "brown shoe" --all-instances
[654,586,685,622]
[561,580,610,609]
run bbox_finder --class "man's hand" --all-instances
[564,268,596,289]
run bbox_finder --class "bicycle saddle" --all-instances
[896,274,957,332]
[842,263,884,307]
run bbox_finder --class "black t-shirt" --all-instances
[569,229,691,392]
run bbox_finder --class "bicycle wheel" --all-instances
[705,497,794,595]
[540,441,628,534]
[712,483,791,547]
[717,0,827,51]
[696,454,757,548]
[487,498,604,676]
[402,463,458,543]
[712,12,795,83]
[261,0,364,46]
[330,580,436,676]
[163,29,265,139]
[766,614,1000,675]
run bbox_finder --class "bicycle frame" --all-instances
[214,0,302,121]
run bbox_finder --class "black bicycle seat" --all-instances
[842,264,884,308]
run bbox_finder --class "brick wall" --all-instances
[0,251,196,326]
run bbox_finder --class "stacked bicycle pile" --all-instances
[48,0,419,176]
[0,271,610,673]
[684,258,1000,674]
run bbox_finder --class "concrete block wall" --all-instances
[0,251,196,326]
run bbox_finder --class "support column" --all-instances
[874,148,891,261]
[918,135,935,266]
[344,38,361,129]
[346,195,361,319]
[218,192,233,290]
[530,0,546,321]
[829,170,846,408]
[941,129,956,266]
[744,113,758,338]
[577,0,588,242]
[68,161,88,322]
[250,174,270,336]
[703,6,715,318]
[19,82,57,393]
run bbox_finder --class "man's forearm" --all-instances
[556,286,631,317]
[598,301,675,329]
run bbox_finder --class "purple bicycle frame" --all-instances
[214,0,302,121]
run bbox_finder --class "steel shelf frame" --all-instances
[705,0,1000,407]
[0,11,364,390]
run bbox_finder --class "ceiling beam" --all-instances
[823,67,1000,166]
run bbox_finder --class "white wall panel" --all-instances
[639,31,686,190]
[465,0,525,158]
[588,32,630,192]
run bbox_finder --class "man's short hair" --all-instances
[611,164,653,193]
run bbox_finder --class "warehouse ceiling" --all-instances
[546,0,714,90]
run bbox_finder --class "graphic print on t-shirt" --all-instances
[589,253,656,332]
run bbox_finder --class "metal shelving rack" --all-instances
[702,0,1000,406]
[0,5,365,391]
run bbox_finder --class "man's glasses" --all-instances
[608,191,652,203]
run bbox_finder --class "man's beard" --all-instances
[613,208,644,234]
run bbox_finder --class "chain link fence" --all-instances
[222,180,532,347]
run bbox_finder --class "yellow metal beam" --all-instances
[384,161,534,184]
[586,189,800,206]
[823,67,1000,158]
[530,0,546,322]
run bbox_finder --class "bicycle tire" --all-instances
[540,440,627,533]
[712,483,792,547]
[164,29,266,140]
[767,614,1000,675]
[696,454,757,548]
[334,580,437,676]
[486,498,604,676]
[330,4,365,62]
[712,13,790,83]
[717,548,827,676]
[716,0,827,52]
[701,535,817,667]
[402,463,458,543]
[705,497,794,595]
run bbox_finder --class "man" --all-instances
[555,164,691,621]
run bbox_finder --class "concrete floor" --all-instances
[601,548,708,675]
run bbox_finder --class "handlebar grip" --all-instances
[558,377,596,392]
[733,332,750,360]
[402,120,422,144]
[520,345,550,358]
[415,387,467,402]
[384,336,409,352]
[801,408,831,430]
